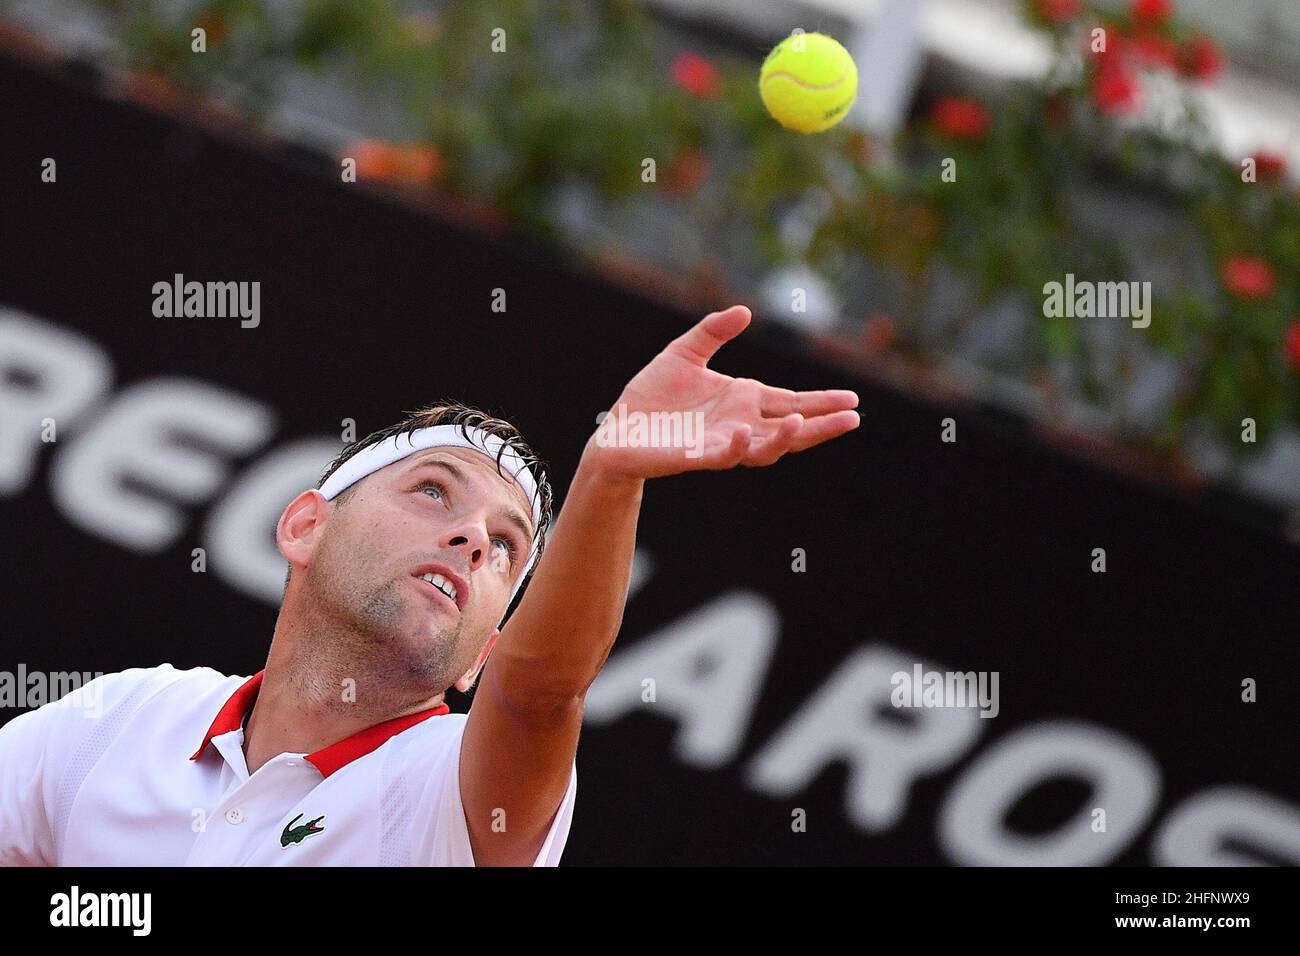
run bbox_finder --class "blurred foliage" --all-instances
[63,0,1300,459]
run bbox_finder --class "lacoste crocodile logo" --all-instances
[280,813,326,847]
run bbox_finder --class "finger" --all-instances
[742,413,802,467]
[703,423,752,470]
[665,305,752,366]
[759,386,859,418]
[785,410,861,453]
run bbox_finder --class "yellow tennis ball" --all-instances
[759,32,858,134]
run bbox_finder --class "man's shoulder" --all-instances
[386,710,577,783]
[393,710,469,751]
[373,710,471,780]
[59,664,250,724]
[0,664,249,759]
[82,663,241,699]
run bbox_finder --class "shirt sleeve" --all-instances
[0,666,175,866]
[0,702,60,865]
[409,717,578,867]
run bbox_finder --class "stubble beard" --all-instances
[354,574,464,688]
[309,538,467,697]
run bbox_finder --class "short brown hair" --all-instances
[284,402,553,599]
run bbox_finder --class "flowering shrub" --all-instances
[85,0,1299,458]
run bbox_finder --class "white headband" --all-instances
[318,424,545,607]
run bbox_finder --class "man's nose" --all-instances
[442,523,489,570]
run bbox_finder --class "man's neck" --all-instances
[241,610,445,776]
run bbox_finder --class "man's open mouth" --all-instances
[411,566,468,612]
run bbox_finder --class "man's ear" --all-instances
[277,489,331,575]
[455,629,500,693]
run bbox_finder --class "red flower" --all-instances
[347,141,444,183]
[1132,32,1179,68]
[662,147,709,194]
[1092,65,1142,114]
[349,140,399,180]
[1131,0,1172,24]
[1181,35,1224,81]
[671,52,722,99]
[1035,0,1082,22]
[931,96,990,139]
[862,314,897,354]
[393,144,445,182]
[1285,321,1300,371]
[1221,256,1275,299]
[1253,151,1288,180]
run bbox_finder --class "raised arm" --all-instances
[458,305,860,865]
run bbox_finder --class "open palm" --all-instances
[595,305,861,479]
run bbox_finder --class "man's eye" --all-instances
[491,537,517,562]
[419,482,445,501]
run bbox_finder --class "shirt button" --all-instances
[225,808,245,825]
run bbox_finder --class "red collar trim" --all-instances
[189,670,450,777]
[303,706,449,778]
[190,671,265,761]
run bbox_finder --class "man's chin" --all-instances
[363,630,455,687]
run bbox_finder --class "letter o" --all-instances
[937,721,1159,866]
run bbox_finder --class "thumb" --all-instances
[665,305,752,366]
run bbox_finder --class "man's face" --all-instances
[304,446,535,692]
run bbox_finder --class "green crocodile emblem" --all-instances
[280,813,326,847]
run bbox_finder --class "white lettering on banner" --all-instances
[51,378,275,552]
[0,309,112,496]
[747,646,985,833]
[203,437,343,604]
[1153,786,1300,866]
[937,721,1161,865]
[1,306,1297,865]
[584,592,779,769]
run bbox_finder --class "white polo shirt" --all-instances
[0,664,577,866]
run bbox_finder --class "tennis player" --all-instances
[0,305,859,866]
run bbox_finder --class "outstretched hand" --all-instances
[591,305,860,479]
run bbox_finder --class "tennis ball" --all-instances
[759,32,858,134]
